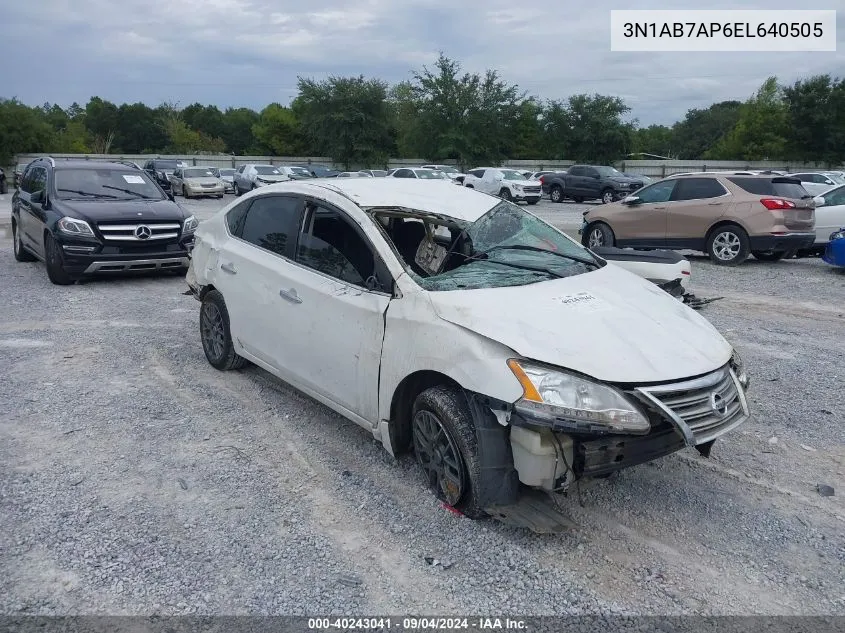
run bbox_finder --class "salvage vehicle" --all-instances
[171,166,225,199]
[12,157,196,285]
[233,164,290,195]
[186,179,750,529]
[822,228,845,269]
[580,173,816,266]
[542,165,645,204]
[461,167,542,204]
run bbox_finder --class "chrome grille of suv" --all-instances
[97,222,181,241]
[524,185,541,194]
[635,365,748,445]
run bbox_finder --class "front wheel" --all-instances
[583,222,615,248]
[44,233,74,285]
[601,189,615,204]
[200,290,248,371]
[13,220,36,262]
[412,385,485,519]
[234,183,241,196]
[707,226,750,266]
[498,188,512,201]
[752,250,787,262]
[549,185,564,203]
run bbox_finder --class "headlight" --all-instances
[729,350,749,389]
[829,229,845,241]
[182,215,199,233]
[57,216,95,237]
[507,359,650,434]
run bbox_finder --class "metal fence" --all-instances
[8,154,844,179]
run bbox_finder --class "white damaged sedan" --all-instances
[186,178,750,526]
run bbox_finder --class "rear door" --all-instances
[567,166,588,196]
[610,178,676,246]
[212,194,305,368]
[19,166,49,256]
[665,177,730,249]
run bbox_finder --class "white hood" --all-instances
[427,264,732,384]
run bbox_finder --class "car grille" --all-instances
[634,365,748,445]
[523,186,541,194]
[629,182,642,190]
[97,222,182,241]
[201,183,217,188]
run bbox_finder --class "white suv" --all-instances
[233,164,290,195]
[462,167,542,205]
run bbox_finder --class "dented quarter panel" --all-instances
[426,264,732,384]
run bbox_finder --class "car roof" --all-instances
[274,178,499,222]
[51,160,140,170]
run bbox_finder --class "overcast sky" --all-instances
[1,0,842,126]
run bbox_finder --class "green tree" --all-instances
[707,77,787,160]
[672,101,742,159]
[84,97,120,152]
[163,118,226,154]
[539,100,570,159]
[0,98,54,164]
[51,120,91,153]
[252,103,303,155]
[294,75,394,168]
[783,75,841,164]
[116,102,167,153]
[631,124,675,157]
[510,99,544,159]
[563,94,633,163]
[221,107,259,154]
[182,103,226,140]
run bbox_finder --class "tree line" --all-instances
[1,55,843,168]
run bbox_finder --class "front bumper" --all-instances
[510,189,542,202]
[749,232,816,252]
[187,184,224,196]
[510,364,749,481]
[56,232,194,276]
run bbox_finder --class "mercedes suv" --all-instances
[11,157,197,285]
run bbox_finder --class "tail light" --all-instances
[760,198,795,210]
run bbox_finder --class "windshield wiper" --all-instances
[101,185,157,199]
[56,188,119,199]
[469,244,599,268]
[469,258,565,279]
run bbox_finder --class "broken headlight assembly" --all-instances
[507,359,650,435]
[730,349,749,389]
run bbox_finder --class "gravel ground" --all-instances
[1,193,843,618]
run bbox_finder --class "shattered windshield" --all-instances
[376,201,601,291]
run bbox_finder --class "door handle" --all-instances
[279,288,302,304]
[220,262,237,274]
[708,201,723,206]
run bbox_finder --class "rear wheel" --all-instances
[44,233,74,285]
[549,185,564,203]
[601,189,615,204]
[583,222,615,248]
[234,182,241,196]
[13,220,36,262]
[706,225,750,266]
[412,385,485,519]
[200,290,248,371]
[752,250,787,262]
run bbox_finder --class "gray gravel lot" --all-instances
[1,193,844,617]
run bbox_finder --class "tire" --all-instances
[200,290,248,371]
[412,385,485,519]
[583,222,615,248]
[234,183,241,196]
[549,185,564,203]
[216,194,223,199]
[573,196,584,203]
[498,188,512,201]
[601,189,615,204]
[706,225,750,266]
[182,185,190,199]
[752,250,787,262]
[44,233,74,285]
[12,220,36,262]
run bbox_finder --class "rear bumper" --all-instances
[749,232,816,252]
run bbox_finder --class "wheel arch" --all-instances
[705,219,750,242]
[388,370,461,455]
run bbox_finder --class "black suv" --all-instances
[142,158,182,191]
[11,157,197,285]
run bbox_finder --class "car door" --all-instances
[582,167,603,198]
[567,166,587,196]
[213,194,305,368]
[665,177,730,249]
[19,166,49,256]
[610,178,676,246]
[274,199,391,423]
[816,185,845,243]
[171,169,183,192]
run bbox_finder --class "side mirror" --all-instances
[623,195,641,205]
[813,196,825,207]
[31,190,45,204]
